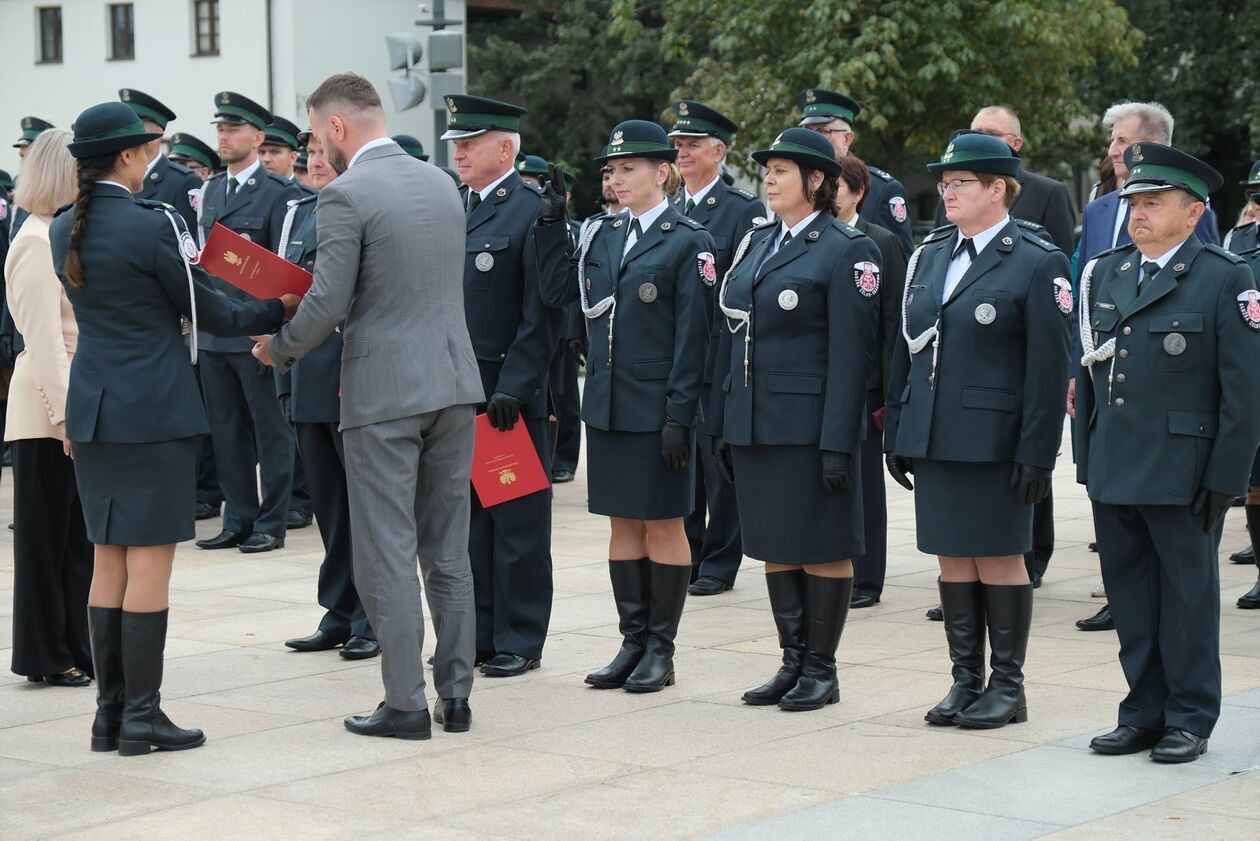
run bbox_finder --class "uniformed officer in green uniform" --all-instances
[1077,143,1260,763]
[12,116,53,161]
[665,99,765,597]
[515,153,549,189]
[796,89,913,255]
[118,90,203,242]
[260,116,312,192]
[1223,160,1260,254]
[392,134,429,162]
[167,133,221,181]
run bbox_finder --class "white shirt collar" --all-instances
[477,168,516,202]
[629,198,671,232]
[845,213,860,227]
[98,180,132,192]
[685,173,722,206]
[779,210,822,243]
[228,158,262,187]
[1141,239,1188,270]
[955,214,1011,257]
[144,154,163,176]
[347,136,395,170]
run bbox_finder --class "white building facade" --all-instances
[0,0,465,172]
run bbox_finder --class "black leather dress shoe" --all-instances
[285,629,348,652]
[238,533,285,553]
[286,510,313,530]
[1089,725,1163,755]
[551,470,575,483]
[1076,605,1114,631]
[1239,577,1260,609]
[29,669,91,688]
[479,653,540,677]
[926,605,943,621]
[344,702,431,740]
[1150,728,1208,763]
[850,593,880,609]
[433,698,471,733]
[687,575,732,596]
[194,502,221,521]
[195,529,248,550]
[340,637,381,660]
[1230,544,1255,564]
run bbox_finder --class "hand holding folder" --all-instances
[470,414,551,507]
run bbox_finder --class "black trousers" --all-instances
[469,413,553,659]
[551,349,582,474]
[1093,500,1222,738]
[199,350,294,537]
[685,415,744,585]
[854,389,888,598]
[1024,491,1054,579]
[296,421,372,640]
[9,438,93,678]
[289,439,313,517]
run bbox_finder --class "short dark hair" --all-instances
[306,73,382,113]
[837,153,871,212]
[797,163,839,216]
[976,172,1021,208]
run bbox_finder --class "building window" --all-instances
[109,4,135,60]
[192,0,219,57]
[37,6,62,64]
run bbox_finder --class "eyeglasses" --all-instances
[937,178,980,196]
[806,126,850,137]
[975,128,1020,142]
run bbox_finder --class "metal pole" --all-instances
[432,0,447,167]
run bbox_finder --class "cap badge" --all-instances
[773,133,785,145]
[678,102,690,116]
[446,98,457,112]
[1131,145,1143,163]
[21,118,31,129]
[517,161,526,170]
[218,92,230,105]
[121,90,131,102]
[942,143,955,163]
[805,89,817,103]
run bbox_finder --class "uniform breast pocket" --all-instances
[232,217,265,243]
[972,288,1015,326]
[1090,306,1120,336]
[467,235,511,289]
[1147,312,1203,372]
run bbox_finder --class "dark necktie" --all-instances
[1141,260,1160,286]
[779,230,792,250]
[226,177,237,202]
[952,237,977,262]
[629,218,643,241]
[467,190,481,218]
[685,197,696,215]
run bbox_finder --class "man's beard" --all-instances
[328,144,348,175]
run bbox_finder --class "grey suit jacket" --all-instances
[270,141,483,430]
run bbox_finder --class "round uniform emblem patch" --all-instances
[1239,289,1260,331]
[475,252,494,272]
[639,282,658,303]
[187,188,201,213]
[778,289,799,311]
[889,196,907,224]
[0,202,7,222]
[697,252,717,287]
[853,261,881,298]
[975,303,997,325]
[1053,277,1074,315]
[1163,332,1187,356]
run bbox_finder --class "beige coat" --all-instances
[4,213,77,441]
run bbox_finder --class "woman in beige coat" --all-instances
[5,128,93,686]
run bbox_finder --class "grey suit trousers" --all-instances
[341,404,477,711]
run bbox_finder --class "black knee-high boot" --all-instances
[585,559,649,688]
[742,570,806,705]
[779,575,852,711]
[623,562,689,692]
[955,584,1032,729]
[118,609,206,756]
[1239,505,1260,608]
[925,581,986,725]
[88,607,124,751]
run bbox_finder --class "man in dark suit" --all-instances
[194,91,302,554]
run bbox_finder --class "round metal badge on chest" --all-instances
[975,303,997,325]
[639,282,658,303]
[778,289,799,311]
[1163,332,1186,356]
[475,252,494,272]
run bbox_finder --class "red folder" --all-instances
[199,223,313,298]
[470,414,551,507]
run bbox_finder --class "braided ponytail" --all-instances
[63,154,116,288]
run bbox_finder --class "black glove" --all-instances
[538,163,569,224]
[486,392,523,431]
[566,336,586,366]
[660,420,690,472]
[886,454,914,491]
[1191,488,1234,534]
[279,394,292,424]
[820,450,852,492]
[1009,462,1053,506]
[712,437,734,484]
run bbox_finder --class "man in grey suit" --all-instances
[253,73,484,740]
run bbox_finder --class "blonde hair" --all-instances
[15,128,76,216]
[663,162,683,198]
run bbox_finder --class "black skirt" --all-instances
[586,426,694,520]
[913,459,1032,557]
[732,444,864,565]
[72,437,198,546]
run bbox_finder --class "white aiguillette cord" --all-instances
[899,242,942,389]
[1077,257,1118,403]
[718,228,756,385]
[576,219,617,365]
[155,202,201,364]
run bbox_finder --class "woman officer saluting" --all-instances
[884,131,1072,729]
[51,102,297,755]
[709,128,881,711]
[534,119,713,692]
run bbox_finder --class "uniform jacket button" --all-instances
[533,388,540,396]
[1114,397,1125,406]
[1118,349,1128,358]
[1115,373,1125,383]
[1122,326,1132,335]
[1172,320,1180,327]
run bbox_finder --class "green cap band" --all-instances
[264,128,299,149]
[447,113,521,133]
[128,104,168,127]
[1127,163,1209,201]
[802,103,855,124]
[216,104,267,129]
[75,121,151,143]
[671,117,730,142]
[603,141,672,156]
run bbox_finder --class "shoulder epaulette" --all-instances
[1205,243,1245,263]
[728,185,758,201]
[1236,244,1260,258]
[1019,227,1058,252]
[53,202,73,218]
[751,215,776,230]
[167,159,194,177]
[1086,243,1134,265]
[868,165,893,182]
[830,218,863,238]
[920,223,956,245]
[135,198,171,211]
[292,193,319,208]
[674,215,705,231]
[1229,221,1255,233]
[262,170,294,188]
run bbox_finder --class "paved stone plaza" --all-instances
[2,432,1259,839]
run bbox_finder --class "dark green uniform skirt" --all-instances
[72,438,197,546]
[586,426,695,520]
[732,444,864,565]
[913,459,1032,557]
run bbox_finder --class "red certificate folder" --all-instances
[199,223,313,298]
[470,413,551,507]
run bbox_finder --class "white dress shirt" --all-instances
[943,215,1010,302]
[623,198,670,259]
[683,174,722,209]
[347,136,395,170]
[1138,240,1186,283]
[757,210,821,273]
[224,159,262,198]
